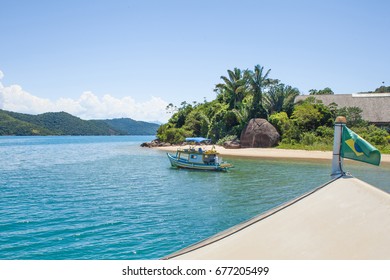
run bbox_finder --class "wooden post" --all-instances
[331,116,347,179]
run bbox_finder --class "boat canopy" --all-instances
[185,137,211,143]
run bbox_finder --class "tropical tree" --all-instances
[291,100,333,132]
[168,102,193,128]
[215,68,247,110]
[264,83,300,116]
[245,64,271,119]
[183,109,210,137]
[208,106,239,141]
[309,87,334,95]
[336,106,366,127]
[373,84,390,93]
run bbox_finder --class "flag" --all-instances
[340,126,381,166]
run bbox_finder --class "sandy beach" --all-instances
[156,145,390,164]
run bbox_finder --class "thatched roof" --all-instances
[295,93,390,124]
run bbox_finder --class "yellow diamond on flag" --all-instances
[344,138,364,157]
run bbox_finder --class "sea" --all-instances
[0,136,389,260]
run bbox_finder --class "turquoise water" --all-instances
[0,136,389,260]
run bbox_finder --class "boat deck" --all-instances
[164,175,390,259]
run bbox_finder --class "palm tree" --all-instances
[245,65,272,119]
[215,68,247,109]
[264,84,300,116]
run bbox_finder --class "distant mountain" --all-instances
[101,118,160,135]
[0,109,160,136]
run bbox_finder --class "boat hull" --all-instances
[167,153,229,171]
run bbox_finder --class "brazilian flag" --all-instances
[341,126,381,166]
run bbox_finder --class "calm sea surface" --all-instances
[0,136,389,260]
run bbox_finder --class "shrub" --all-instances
[352,125,389,146]
[157,124,192,144]
[268,112,289,135]
[216,135,238,145]
[301,132,318,146]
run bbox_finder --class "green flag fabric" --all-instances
[340,126,381,166]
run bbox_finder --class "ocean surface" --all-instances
[0,136,389,260]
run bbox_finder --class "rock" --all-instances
[140,139,171,148]
[161,142,172,147]
[140,142,151,147]
[223,139,241,149]
[240,118,280,148]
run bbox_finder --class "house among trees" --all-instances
[295,93,390,126]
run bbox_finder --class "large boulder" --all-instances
[240,118,280,148]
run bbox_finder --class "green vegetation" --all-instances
[373,85,390,93]
[309,87,334,95]
[158,65,298,144]
[365,84,390,94]
[0,110,159,136]
[157,64,390,153]
[0,110,52,135]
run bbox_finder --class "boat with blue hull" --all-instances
[167,146,232,171]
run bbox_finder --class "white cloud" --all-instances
[0,70,170,123]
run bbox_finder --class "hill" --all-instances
[0,110,52,135]
[0,109,160,136]
[102,118,160,135]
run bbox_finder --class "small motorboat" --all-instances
[167,146,233,172]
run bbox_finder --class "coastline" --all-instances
[155,145,390,164]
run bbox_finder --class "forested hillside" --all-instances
[0,110,52,135]
[102,118,160,135]
[0,110,159,136]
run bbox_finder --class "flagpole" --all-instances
[331,116,346,179]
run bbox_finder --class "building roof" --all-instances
[164,175,390,260]
[295,93,390,124]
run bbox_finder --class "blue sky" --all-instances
[0,0,389,122]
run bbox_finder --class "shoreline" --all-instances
[155,145,390,164]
